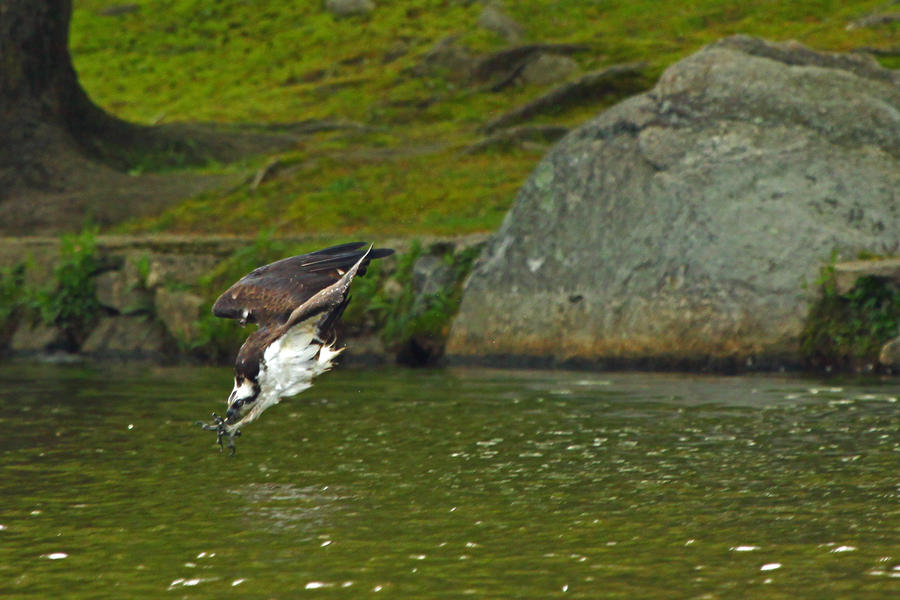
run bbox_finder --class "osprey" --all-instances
[197,242,393,453]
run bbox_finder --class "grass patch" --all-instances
[119,146,536,235]
[70,0,899,236]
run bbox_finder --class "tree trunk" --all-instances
[0,0,293,233]
[0,0,146,192]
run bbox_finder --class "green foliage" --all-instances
[37,227,104,346]
[345,241,481,355]
[180,309,246,363]
[1,229,106,349]
[133,253,152,286]
[375,240,428,347]
[0,263,27,330]
[800,259,900,369]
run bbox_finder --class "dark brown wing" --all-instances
[212,242,393,327]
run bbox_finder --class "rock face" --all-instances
[879,336,900,367]
[520,53,578,86]
[95,259,152,315]
[154,287,205,341]
[325,0,374,18]
[447,36,900,367]
[81,316,168,359]
[477,2,524,43]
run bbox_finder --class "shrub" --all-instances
[37,227,103,349]
[800,261,900,369]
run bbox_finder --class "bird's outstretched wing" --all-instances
[212,242,393,327]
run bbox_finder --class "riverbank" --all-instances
[0,232,487,367]
[1,232,898,374]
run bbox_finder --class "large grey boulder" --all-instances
[447,36,900,367]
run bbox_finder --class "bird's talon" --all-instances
[196,413,239,454]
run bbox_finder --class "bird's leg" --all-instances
[224,428,242,456]
[196,413,241,455]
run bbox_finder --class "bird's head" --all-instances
[225,373,260,425]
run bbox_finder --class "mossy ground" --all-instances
[70,0,898,236]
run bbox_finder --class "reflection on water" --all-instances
[0,364,897,598]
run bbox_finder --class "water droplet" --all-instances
[127,424,134,430]
[731,545,760,552]
[760,563,781,571]
[231,578,245,587]
[44,552,67,560]
[183,578,200,587]
[305,581,330,589]
[320,540,332,547]
[831,545,856,553]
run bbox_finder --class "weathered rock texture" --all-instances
[447,36,900,368]
[0,236,229,359]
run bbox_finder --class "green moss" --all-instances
[800,261,900,369]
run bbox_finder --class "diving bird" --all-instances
[197,242,393,453]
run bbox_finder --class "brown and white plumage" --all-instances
[198,242,393,453]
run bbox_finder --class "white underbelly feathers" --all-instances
[240,322,343,426]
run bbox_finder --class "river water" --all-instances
[0,364,896,598]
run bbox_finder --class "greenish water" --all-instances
[0,365,897,599]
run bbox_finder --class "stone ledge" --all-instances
[833,258,900,295]
[1,234,489,365]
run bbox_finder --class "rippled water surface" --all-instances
[0,364,897,598]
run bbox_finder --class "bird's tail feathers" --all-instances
[317,342,345,374]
